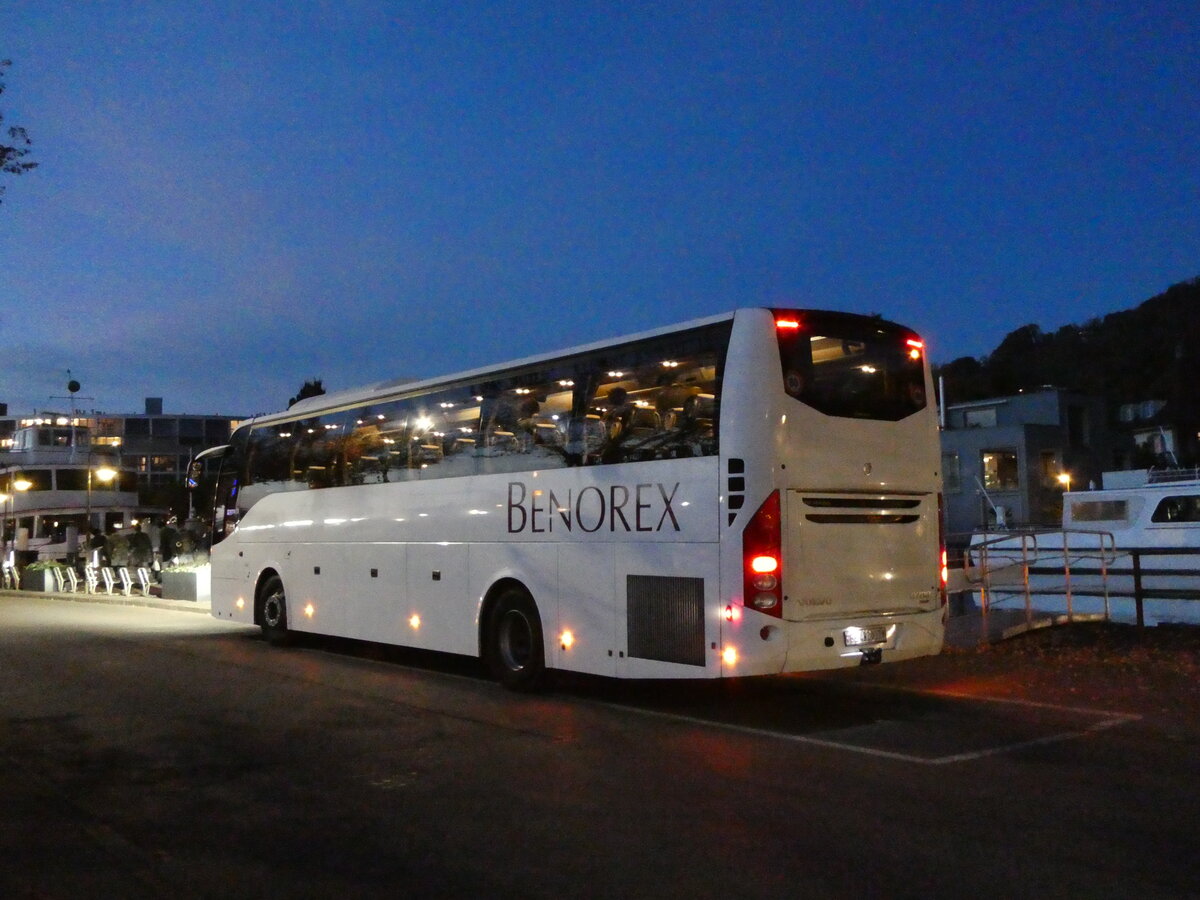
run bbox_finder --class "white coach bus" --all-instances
[201,308,945,688]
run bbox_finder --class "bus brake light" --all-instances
[750,555,778,574]
[743,491,783,617]
[775,318,801,330]
[938,493,948,602]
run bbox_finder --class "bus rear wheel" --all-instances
[486,588,546,691]
[259,575,293,647]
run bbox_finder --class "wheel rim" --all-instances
[497,609,532,672]
[263,589,285,628]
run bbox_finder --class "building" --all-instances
[940,388,1113,537]
[1,398,242,521]
[0,415,142,554]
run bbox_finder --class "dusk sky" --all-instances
[3,2,1197,418]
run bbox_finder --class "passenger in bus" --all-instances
[600,387,634,463]
[516,396,542,449]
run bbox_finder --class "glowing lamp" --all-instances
[750,555,778,574]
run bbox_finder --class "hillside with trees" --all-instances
[936,277,1200,463]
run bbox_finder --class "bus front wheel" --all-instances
[259,575,293,647]
[486,588,546,691]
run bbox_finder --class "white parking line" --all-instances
[600,688,1142,766]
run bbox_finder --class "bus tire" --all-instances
[486,587,546,691]
[259,575,293,647]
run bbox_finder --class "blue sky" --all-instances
[3,1,1197,417]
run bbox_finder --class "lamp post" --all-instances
[3,476,32,564]
[0,492,9,563]
[1057,472,1072,493]
[85,461,118,536]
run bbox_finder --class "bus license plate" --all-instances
[844,626,887,647]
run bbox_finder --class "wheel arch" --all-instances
[477,576,538,659]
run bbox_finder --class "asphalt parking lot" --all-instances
[3,590,1199,898]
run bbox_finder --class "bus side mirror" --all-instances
[186,461,202,490]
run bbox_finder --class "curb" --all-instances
[0,588,211,615]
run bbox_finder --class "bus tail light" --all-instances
[938,493,948,603]
[743,490,783,617]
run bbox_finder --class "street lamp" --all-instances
[85,462,118,535]
[0,492,9,561]
[2,477,32,563]
[1057,472,1072,492]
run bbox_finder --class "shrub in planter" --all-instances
[160,564,212,603]
[20,561,64,592]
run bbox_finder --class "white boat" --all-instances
[1,415,161,562]
[968,469,1200,626]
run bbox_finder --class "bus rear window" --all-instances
[774,311,927,421]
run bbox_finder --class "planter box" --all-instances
[161,566,211,603]
[20,569,60,592]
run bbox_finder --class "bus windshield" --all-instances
[774,310,927,421]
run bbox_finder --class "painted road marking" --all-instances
[598,688,1142,766]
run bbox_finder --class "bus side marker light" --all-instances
[560,630,574,650]
[236,597,245,610]
[722,646,738,666]
[409,614,421,630]
[304,603,315,618]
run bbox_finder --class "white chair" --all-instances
[100,567,116,594]
[84,565,100,593]
[136,567,153,595]
[65,567,81,592]
[1,562,16,590]
[52,567,67,592]
[117,567,133,596]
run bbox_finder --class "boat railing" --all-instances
[1147,466,1200,484]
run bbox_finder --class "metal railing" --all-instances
[955,529,1200,632]
[964,528,1117,628]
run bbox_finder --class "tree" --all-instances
[288,378,326,408]
[0,59,37,204]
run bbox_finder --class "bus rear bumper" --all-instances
[777,609,945,674]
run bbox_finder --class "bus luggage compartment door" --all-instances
[782,491,936,621]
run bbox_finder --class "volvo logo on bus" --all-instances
[507,481,682,534]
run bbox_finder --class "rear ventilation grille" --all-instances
[802,496,921,525]
[627,575,705,667]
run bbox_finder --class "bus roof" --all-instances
[254,309,741,426]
